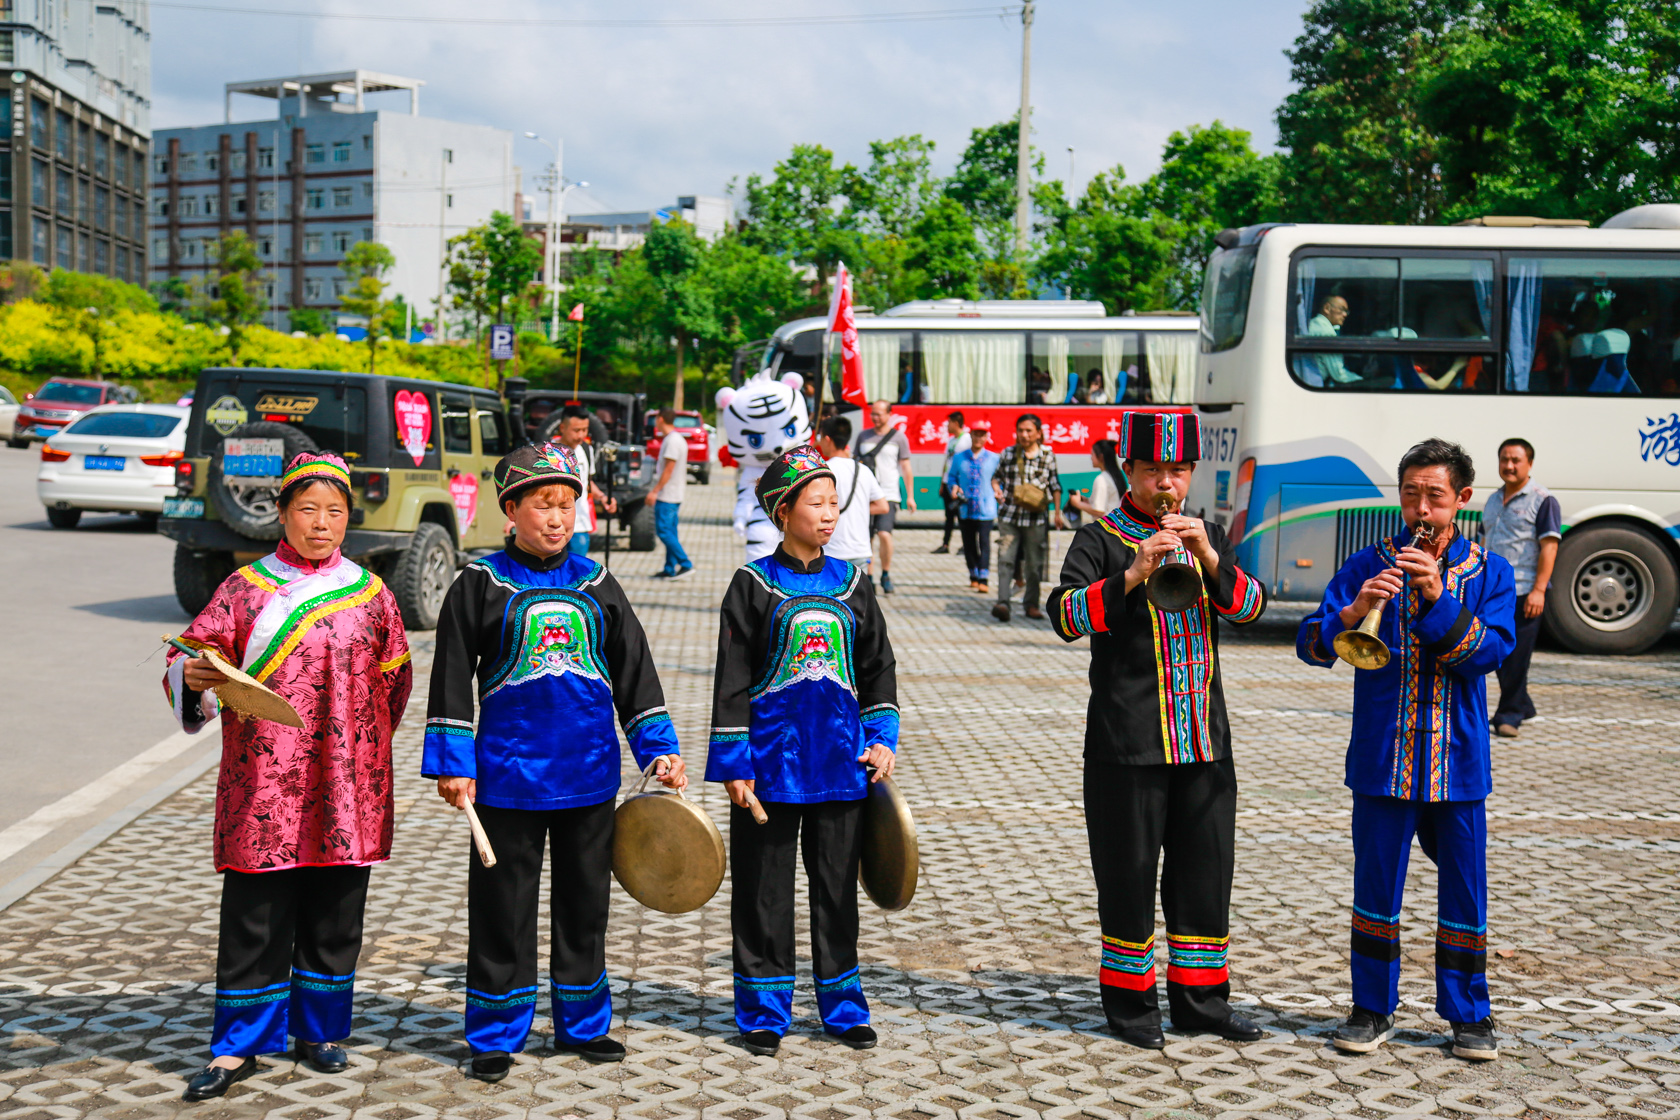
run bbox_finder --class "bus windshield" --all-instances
[1201,245,1257,352]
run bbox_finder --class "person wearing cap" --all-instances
[164,452,413,1100]
[423,441,684,1081]
[1045,411,1268,1050]
[945,422,1000,593]
[706,444,900,1058]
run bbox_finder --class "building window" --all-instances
[55,111,71,159]
[95,239,109,274]
[114,143,127,186]
[31,158,46,203]
[331,230,351,252]
[178,195,196,217]
[332,278,347,298]
[118,246,129,281]
[32,217,48,264]
[332,142,351,163]
[55,224,70,265]
[332,186,351,208]
[361,182,372,198]
[258,190,274,212]
[305,277,323,300]
[152,237,167,259]
[134,151,146,186]
[94,133,109,178]
[362,226,372,241]
[264,281,275,300]
[306,188,324,210]
[233,195,246,214]
[78,232,89,269]
[258,147,274,169]
[30,99,47,150]
[95,186,109,229]
[76,123,89,168]
[0,30,14,65]
[151,194,167,215]
[153,154,168,176]
[446,193,453,208]
[229,151,246,173]
[362,135,372,150]
[205,152,219,173]
[0,152,10,203]
[179,152,197,173]
[259,237,272,257]
[203,193,217,216]
[55,169,70,213]
[304,233,322,254]
[305,143,324,164]
[114,197,127,238]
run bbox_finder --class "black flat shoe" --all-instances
[1205,1013,1266,1042]
[832,1025,877,1049]
[741,1029,781,1056]
[556,1035,626,1063]
[182,1056,257,1101]
[1114,1024,1166,1050]
[469,1051,511,1082]
[294,1040,349,1073]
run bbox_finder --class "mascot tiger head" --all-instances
[716,372,811,466]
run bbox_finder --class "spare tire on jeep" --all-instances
[208,421,319,541]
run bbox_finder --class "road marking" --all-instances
[0,722,216,866]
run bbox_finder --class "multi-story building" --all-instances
[0,0,151,277]
[518,194,731,288]
[148,70,512,325]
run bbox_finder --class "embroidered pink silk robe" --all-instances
[164,540,413,872]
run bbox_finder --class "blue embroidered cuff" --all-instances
[421,719,478,779]
[703,728,753,782]
[624,707,679,771]
[860,704,900,753]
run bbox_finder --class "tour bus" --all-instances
[1196,207,1680,654]
[761,299,1202,503]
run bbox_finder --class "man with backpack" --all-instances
[818,416,889,582]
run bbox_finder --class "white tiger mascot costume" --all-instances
[716,372,811,562]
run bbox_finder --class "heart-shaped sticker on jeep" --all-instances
[449,472,478,530]
[393,390,432,466]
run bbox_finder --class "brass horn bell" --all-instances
[1145,494,1204,613]
[1332,601,1391,670]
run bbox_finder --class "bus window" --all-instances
[829,330,918,402]
[1030,332,1139,403]
[1201,244,1257,352]
[1506,256,1680,396]
[1293,257,1398,339]
[1402,258,1494,341]
[1143,331,1198,403]
[921,330,1025,403]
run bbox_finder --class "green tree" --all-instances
[479,210,544,325]
[741,144,860,295]
[643,218,720,410]
[903,197,982,300]
[338,240,398,375]
[206,232,267,364]
[444,226,493,341]
[289,307,333,336]
[42,269,158,377]
[1039,169,1179,313]
[944,116,1045,262]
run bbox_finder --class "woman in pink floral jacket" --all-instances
[163,452,412,1100]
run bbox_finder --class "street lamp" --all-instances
[524,132,588,342]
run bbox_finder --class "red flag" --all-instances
[568,303,585,321]
[825,263,866,409]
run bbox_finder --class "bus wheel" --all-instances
[1545,524,1679,655]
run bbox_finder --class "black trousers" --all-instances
[466,799,615,1052]
[959,518,992,582]
[1085,757,1237,1030]
[730,799,869,1035]
[940,485,961,546]
[1494,611,1542,728]
[213,865,370,1056]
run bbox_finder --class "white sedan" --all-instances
[38,403,190,529]
[0,385,19,445]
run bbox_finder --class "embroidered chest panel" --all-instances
[238,557,380,682]
[753,596,857,699]
[485,588,608,699]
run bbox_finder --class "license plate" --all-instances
[85,455,125,471]
[223,438,284,477]
[163,497,204,519]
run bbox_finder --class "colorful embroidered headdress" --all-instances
[755,444,835,523]
[494,441,584,505]
[280,451,352,490]
[1118,410,1200,464]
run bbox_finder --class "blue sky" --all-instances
[150,0,1310,216]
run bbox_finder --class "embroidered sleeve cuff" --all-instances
[1054,578,1110,638]
[1298,618,1339,666]
[1210,567,1265,623]
[702,728,754,783]
[1416,594,1488,666]
[625,707,679,770]
[860,703,900,753]
[421,718,478,779]
[165,656,217,733]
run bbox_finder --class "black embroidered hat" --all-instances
[755,444,835,523]
[1118,410,1201,464]
[494,441,585,506]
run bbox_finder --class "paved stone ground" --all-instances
[3,479,1678,1118]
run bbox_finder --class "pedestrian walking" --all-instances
[818,415,889,579]
[1297,439,1515,1062]
[648,408,693,580]
[945,423,1000,593]
[551,404,616,556]
[1482,438,1560,737]
[164,452,413,1101]
[424,442,684,1081]
[1069,439,1125,521]
[706,445,899,1057]
[932,411,967,555]
[1045,412,1268,1050]
[854,399,915,594]
[992,414,1065,622]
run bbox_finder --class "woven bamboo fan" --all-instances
[164,635,304,728]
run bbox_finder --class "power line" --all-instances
[149,2,1023,28]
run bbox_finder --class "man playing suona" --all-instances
[423,442,685,1082]
[1297,439,1514,1061]
[1046,411,1267,1049]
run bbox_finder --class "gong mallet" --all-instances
[739,785,770,825]
[459,798,498,867]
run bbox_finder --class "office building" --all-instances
[149,70,512,323]
[0,0,151,277]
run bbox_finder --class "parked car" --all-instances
[37,404,190,528]
[0,386,19,445]
[13,378,137,444]
[643,408,712,485]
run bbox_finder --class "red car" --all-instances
[14,378,136,442]
[643,409,712,485]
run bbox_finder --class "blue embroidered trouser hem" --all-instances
[729,799,869,1036]
[1350,793,1489,1024]
[212,865,371,1057]
[466,800,616,1054]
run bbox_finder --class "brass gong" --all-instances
[612,772,726,914]
[858,775,918,911]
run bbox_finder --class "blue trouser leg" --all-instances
[1416,800,1490,1024]
[568,531,591,556]
[655,501,689,573]
[1349,793,1413,1017]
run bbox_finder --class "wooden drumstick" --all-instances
[740,785,769,826]
[460,798,498,867]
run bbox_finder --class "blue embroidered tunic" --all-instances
[705,548,899,802]
[422,543,679,809]
[1296,528,1516,802]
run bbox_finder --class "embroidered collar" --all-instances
[1119,491,1160,527]
[276,538,341,572]
[773,545,827,574]
[506,538,572,571]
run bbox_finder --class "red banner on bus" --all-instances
[885,403,1191,456]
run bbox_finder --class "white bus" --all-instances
[760,300,1201,504]
[1193,208,1680,654]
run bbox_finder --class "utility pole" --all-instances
[547,141,563,342]
[1014,0,1035,260]
[436,148,449,342]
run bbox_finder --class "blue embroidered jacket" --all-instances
[422,543,679,810]
[705,548,899,802]
[1296,528,1515,802]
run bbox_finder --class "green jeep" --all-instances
[160,367,514,629]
